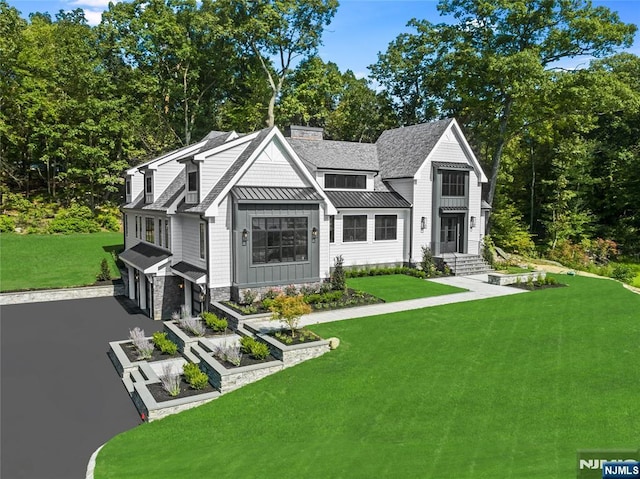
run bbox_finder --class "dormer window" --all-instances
[325,173,366,189]
[186,169,198,204]
[125,179,131,202]
[145,175,153,203]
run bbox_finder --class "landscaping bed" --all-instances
[147,378,216,403]
[267,328,321,346]
[121,341,179,363]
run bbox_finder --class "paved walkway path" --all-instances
[248,274,527,331]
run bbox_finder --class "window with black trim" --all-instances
[329,216,335,243]
[188,171,197,191]
[135,215,139,238]
[164,220,170,248]
[199,222,206,260]
[145,217,154,243]
[343,215,367,242]
[375,215,397,241]
[442,171,466,196]
[158,219,163,246]
[252,217,308,264]
[325,174,366,189]
[125,179,131,196]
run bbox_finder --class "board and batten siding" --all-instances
[181,215,207,269]
[236,140,309,188]
[200,143,250,194]
[209,197,232,288]
[329,209,409,267]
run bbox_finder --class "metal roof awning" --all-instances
[171,261,207,284]
[326,190,411,209]
[440,206,469,214]
[231,186,324,203]
[432,161,474,170]
[119,243,172,273]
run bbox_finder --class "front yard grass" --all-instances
[96,275,640,478]
[346,273,466,302]
[0,232,122,292]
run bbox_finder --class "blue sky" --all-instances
[8,0,640,78]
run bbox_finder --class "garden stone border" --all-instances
[0,282,125,305]
[488,271,546,286]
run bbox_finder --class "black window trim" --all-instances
[325,173,367,190]
[250,216,310,266]
[374,214,397,241]
[343,214,368,243]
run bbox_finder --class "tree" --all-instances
[371,0,637,219]
[217,0,338,127]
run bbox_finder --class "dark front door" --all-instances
[440,214,464,253]
[146,277,153,316]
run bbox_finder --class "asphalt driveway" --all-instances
[1,297,164,479]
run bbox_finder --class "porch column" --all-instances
[184,281,192,316]
[139,274,147,310]
[128,266,135,300]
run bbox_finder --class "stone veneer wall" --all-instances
[231,281,323,303]
[153,276,183,320]
[209,286,231,302]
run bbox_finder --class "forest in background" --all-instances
[1,0,639,267]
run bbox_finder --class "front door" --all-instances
[146,278,153,316]
[440,214,464,253]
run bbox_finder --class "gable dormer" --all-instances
[186,162,199,204]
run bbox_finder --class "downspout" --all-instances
[409,203,414,267]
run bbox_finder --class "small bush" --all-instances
[129,327,153,359]
[331,255,346,291]
[159,363,181,396]
[152,331,178,355]
[269,294,312,338]
[96,212,121,232]
[299,284,319,295]
[213,342,242,366]
[96,258,112,281]
[48,203,101,234]
[420,246,435,277]
[239,336,270,360]
[284,284,298,296]
[0,215,16,233]
[178,317,206,336]
[241,289,258,306]
[182,363,209,390]
[239,336,256,354]
[201,311,227,332]
[274,331,293,345]
[261,287,281,301]
[612,265,634,283]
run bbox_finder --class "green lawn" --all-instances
[346,274,466,302]
[0,232,122,292]
[96,275,640,479]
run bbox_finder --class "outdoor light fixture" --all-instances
[242,228,248,244]
[179,282,184,289]
[420,216,426,232]
[312,226,318,242]
[470,216,476,229]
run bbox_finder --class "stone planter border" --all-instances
[487,271,546,286]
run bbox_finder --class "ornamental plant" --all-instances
[159,363,181,397]
[129,327,154,360]
[269,294,312,338]
[152,332,178,355]
[201,311,227,332]
[182,363,209,390]
[178,317,206,336]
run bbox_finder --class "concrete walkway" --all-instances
[248,274,527,331]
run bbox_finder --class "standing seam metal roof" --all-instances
[325,190,411,209]
[232,186,323,202]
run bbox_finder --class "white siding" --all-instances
[200,143,250,194]
[124,212,141,250]
[410,176,433,262]
[319,209,331,279]
[467,170,483,254]
[237,141,309,188]
[171,216,183,263]
[387,178,414,203]
[130,172,144,200]
[209,197,232,288]
[181,215,207,269]
[329,209,409,267]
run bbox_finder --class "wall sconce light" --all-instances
[134,271,139,280]
[179,281,184,289]
[470,216,476,229]
[242,228,248,244]
[420,217,426,232]
[312,226,318,242]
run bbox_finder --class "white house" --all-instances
[119,119,490,319]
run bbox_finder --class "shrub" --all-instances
[96,258,112,281]
[611,265,634,283]
[152,332,178,355]
[331,255,346,291]
[261,287,281,301]
[269,294,312,338]
[96,212,121,232]
[239,336,256,354]
[129,327,153,360]
[0,215,16,233]
[239,336,270,360]
[201,311,227,332]
[241,289,258,306]
[284,284,298,296]
[261,298,275,310]
[212,342,242,366]
[274,331,293,345]
[420,246,435,277]
[482,235,496,268]
[178,317,206,336]
[182,363,209,390]
[47,203,100,234]
[299,284,319,295]
[159,363,181,397]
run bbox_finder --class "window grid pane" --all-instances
[375,215,397,241]
[442,171,466,196]
[145,217,154,243]
[252,217,308,264]
[343,215,367,242]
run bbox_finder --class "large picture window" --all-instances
[252,217,308,264]
[343,215,367,242]
[442,171,466,196]
[145,217,154,243]
[375,215,397,241]
[325,174,366,189]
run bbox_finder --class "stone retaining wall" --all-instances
[487,271,546,286]
[0,282,125,305]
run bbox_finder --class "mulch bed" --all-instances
[508,282,567,291]
[122,342,179,363]
[147,378,216,403]
[268,329,321,347]
[179,325,233,338]
[213,353,279,369]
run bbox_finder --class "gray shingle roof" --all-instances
[123,176,185,212]
[183,127,275,214]
[326,190,410,209]
[376,118,454,178]
[232,186,323,202]
[119,243,171,271]
[288,138,378,172]
[171,261,207,282]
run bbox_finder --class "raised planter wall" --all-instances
[487,271,546,286]
[0,282,125,305]
[257,332,331,368]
